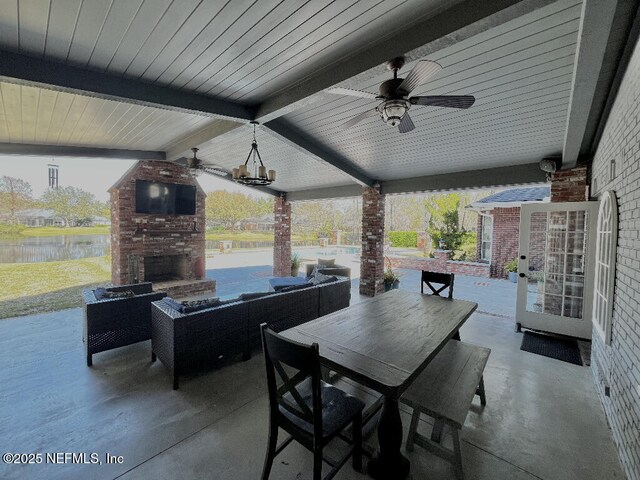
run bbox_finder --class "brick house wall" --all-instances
[589,35,640,480]
[489,207,521,278]
[388,251,490,277]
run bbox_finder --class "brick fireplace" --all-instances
[110,160,215,298]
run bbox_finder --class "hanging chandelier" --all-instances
[232,121,276,186]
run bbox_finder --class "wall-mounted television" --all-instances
[135,180,196,215]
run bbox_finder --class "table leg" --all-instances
[367,395,410,479]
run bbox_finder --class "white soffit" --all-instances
[0,82,214,150]
[282,0,582,181]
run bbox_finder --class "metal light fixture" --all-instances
[379,99,409,126]
[232,121,276,186]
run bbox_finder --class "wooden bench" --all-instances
[401,340,490,480]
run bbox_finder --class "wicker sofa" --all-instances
[82,282,166,366]
[151,276,351,389]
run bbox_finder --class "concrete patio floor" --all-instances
[0,294,624,480]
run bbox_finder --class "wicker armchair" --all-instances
[82,282,166,366]
[305,263,351,278]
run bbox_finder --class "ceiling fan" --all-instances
[327,56,475,133]
[176,147,229,177]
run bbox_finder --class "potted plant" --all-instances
[504,258,519,283]
[291,253,302,277]
[383,257,401,291]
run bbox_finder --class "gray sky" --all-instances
[0,155,270,202]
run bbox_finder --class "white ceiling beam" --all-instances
[0,50,255,122]
[562,0,639,169]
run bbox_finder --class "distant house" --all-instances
[2,209,110,227]
[11,209,65,227]
[468,187,550,278]
[240,215,274,231]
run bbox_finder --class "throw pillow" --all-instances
[239,292,273,300]
[317,258,336,267]
[309,271,336,285]
[180,297,220,313]
[162,297,184,312]
[102,289,135,299]
[93,287,109,300]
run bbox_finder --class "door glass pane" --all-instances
[525,209,589,319]
[525,212,548,314]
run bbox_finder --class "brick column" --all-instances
[360,186,385,296]
[550,165,588,202]
[273,195,292,277]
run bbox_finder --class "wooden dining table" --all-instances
[280,289,478,479]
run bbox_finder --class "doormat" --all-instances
[520,331,583,366]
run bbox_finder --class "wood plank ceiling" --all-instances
[0,0,587,196]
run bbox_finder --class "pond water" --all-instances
[0,235,111,263]
[0,235,357,264]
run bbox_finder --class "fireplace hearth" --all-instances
[143,255,189,283]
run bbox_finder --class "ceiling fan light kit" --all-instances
[231,121,276,186]
[328,56,476,133]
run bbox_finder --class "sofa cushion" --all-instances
[279,282,313,292]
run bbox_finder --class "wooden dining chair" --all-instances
[421,271,460,340]
[421,271,455,298]
[260,324,364,480]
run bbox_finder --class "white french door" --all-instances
[515,201,599,339]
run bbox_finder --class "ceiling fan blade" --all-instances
[340,109,379,130]
[201,165,229,177]
[327,87,377,99]
[398,112,415,134]
[174,157,189,166]
[410,95,475,109]
[396,60,442,94]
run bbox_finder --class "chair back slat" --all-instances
[261,324,322,434]
[421,271,455,299]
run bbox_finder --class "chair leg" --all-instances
[452,330,461,341]
[261,421,278,480]
[352,414,362,472]
[451,428,464,480]
[173,373,179,390]
[313,447,323,480]
[477,376,487,406]
[431,418,445,443]
[86,353,92,367]
[406,408,421,452]
[151,352,156,362]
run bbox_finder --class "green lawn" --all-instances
[20,225,110,237]
[0,256,111,319]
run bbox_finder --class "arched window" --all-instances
[593,191,617,345]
